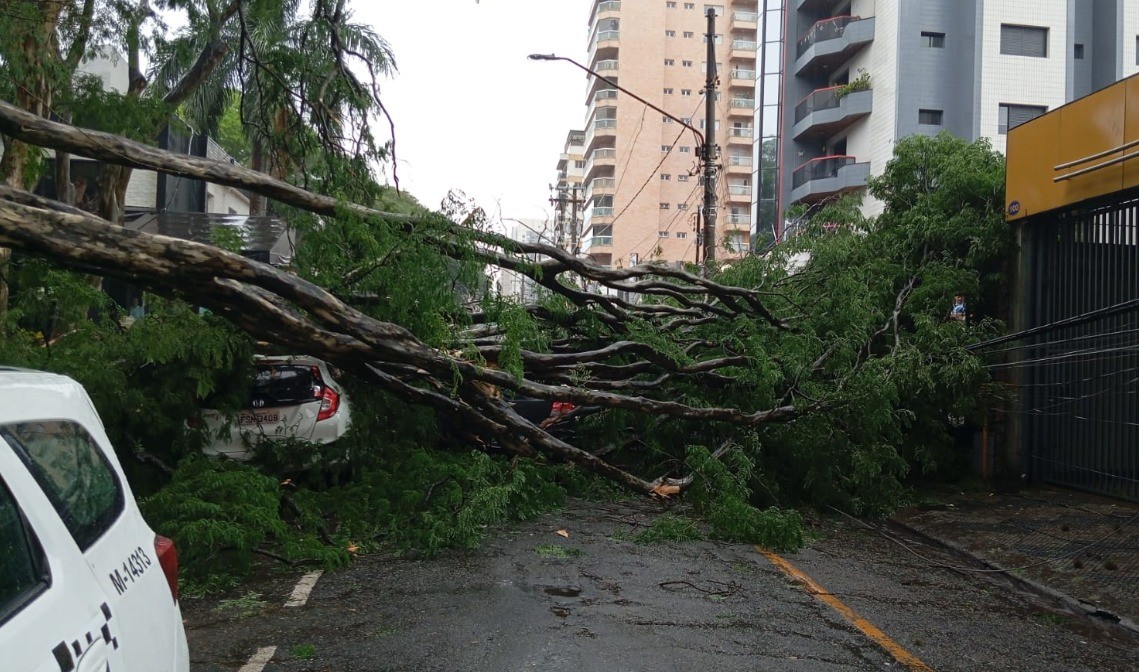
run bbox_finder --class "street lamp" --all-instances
[528,50,719,266]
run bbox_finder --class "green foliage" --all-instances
[141,458,293,591]
[684,445,804,551]
[834,68,871,100]
[213,591,267,619]
[634,514,703,544]
[289,644,317,660]
[534,544,585,559]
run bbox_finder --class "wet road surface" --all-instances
[185,499,1139,671]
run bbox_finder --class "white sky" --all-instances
[357,1,589,223]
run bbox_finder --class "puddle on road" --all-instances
[544,586,582,597]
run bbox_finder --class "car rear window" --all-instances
[0,475,49,625]
[251,365,320,406]
[1,421,124,551]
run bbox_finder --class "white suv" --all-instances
[196,355,351,461]
[0,367,189,672]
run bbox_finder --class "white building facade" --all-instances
[757,0,1139,240]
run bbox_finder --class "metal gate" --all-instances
[1021,187,1139,501]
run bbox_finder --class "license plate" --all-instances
[239,410,280,425]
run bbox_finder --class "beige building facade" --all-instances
[574,0,758,269]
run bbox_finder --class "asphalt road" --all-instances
[184,499,1139,672]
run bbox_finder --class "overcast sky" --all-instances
[358,1,588,223]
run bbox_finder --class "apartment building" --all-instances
[759,0,1139,241]
[575,0,759,270]
[552,129,587,254]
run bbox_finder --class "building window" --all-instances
[683,31,695,38]
[664,87,674,94]
[918,109,943,125]
[682,60,693,67]
[574,160,585,169]
[663,115,673,123]
[704,4,724,16]
[704,34,723,45]
[684,2,695,8]
[921,31,945,48]
[1000,24,1048,57]
[682,117,692,124]
[681,88,692,96]
[660,203,670,210]
[1074,43,1084,60]
[678,174,690,182]
[999,103,1047,134]
[662,144,671,151]
[677,203,689,211]
[676,232,688,239]
[679,146,691,153]
[659,230,671,237]
[665,58,675,66]
[661,173,671,181]
[665,29,676,37]
[666,1,676,6]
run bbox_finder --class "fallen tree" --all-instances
[0,95,1010,510]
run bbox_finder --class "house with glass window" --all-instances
[756,0,1139,242]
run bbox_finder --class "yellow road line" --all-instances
[757,546,936,672]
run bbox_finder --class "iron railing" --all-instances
[792,155,855,188]
[797,15,859,58]
[1018,189,1139,501]
[795,86,840,122]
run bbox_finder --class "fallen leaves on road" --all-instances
[555,529,570,538]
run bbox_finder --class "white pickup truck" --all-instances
[0,367,190,672]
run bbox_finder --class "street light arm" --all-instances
[528,53,705,147]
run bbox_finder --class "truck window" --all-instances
[1,421,124,551]
[0,476,49,625]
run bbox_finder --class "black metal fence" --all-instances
[1020,187,1139,501]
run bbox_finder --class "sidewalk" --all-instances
[892,486,1139,633]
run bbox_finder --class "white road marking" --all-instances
[285,570,324,607]
[237,646,276,672]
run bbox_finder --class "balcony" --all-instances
[790,155,870,204]
[795,16,875,78]
[729,68,756,88]
[726,154,753,174]
[728,97,755,118]
[792,87,872,140]
[594,59,619,74]
[584,117,617,154]
[726,184,752,204]
[726,126,754,145]
[590,29,620,53]
[584,147,616,182]
[732,10,758,30]
[586,176,616,202]
[723,212,752,228]
[731,39,758,59]
[589,0,621,25]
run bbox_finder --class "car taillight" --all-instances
[552,401,575,415]
[317,386,340,422]
[154,534,179,603]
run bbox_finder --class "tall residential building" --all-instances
[577,0,759,270]
[758,0,1139,242]
[553,130,587,255]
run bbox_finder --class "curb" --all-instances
[887,518,1139,638]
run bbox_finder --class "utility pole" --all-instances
[569,184,582,256]
[548,184,583,255]
[702,7,719,265]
